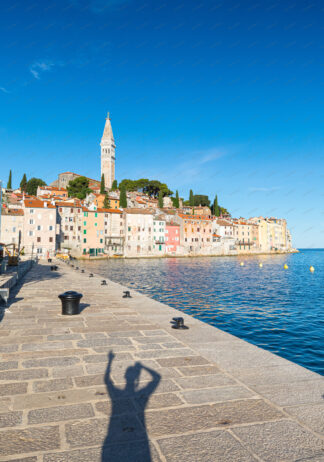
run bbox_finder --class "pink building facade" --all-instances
[165,223,180,253]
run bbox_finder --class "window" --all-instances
[70,208,73,213]
[49,226,53,231]
[59,208,62,212]
[12,227,16,232]
[84,212,88,217]
[37,225,41,231]
[65,225,68,231]
[70,226,73,231]
[95,213,98,217]
[138,226,140,231]
[95,223,97,226]
[37,237,41,243]
[100,239,103,243]
[49,237,53,243]
[83,230,87,234]
[83,238,87,243]
[78,209,81,213]
[128,226,131,231]
[37,248,42,254]
[78,226,81,231]
[69,217,73,222]
[29,219,34,225]
[30,209,34,214]
[28,231,33,236]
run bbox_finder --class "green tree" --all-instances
[189,189,194,206]
[100,174,105,194]
[193,195,210,207]
[66,176,92,200]
[213,195,220,217]
[103,193,110,208]
[7,170,12,189]
[158,190,163,208]
[111,179,118,191]
[20,173,27,192]
[26,178,46,196]
[219,206,230,217]
[119,185,127,208]
[173,190,180,208]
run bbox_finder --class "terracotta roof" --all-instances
[124,208,154,215]
[216,219,233,227]
[97,208,123,214]
[166,222,180,227]
[178,214,211,221]
[24,200,56,209]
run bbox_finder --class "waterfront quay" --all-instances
[0,262,323,461]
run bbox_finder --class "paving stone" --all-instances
[0,344,19,353]
[52,365,84,378]
[134,348,196,359]
[253,380,324,406]
[134,392,184,410]
[28,403,94,424]
[87,359,158,378]
[21,341,74,351]
[0,368,48,381]
[43,441,162,462]
[92,345,136,353]
[5,457,38,462]
[83,352,132,363]
[113,379,180,397]
[77,338,132,348]
[65,416,145,447]
[22,356,80,368]
[156,356,209,367]
[0,411,23,428]
[232,420,324,461]
[95,399,136,416]
[47,334,83,341]
[144,399,284,437]
[133,336,173,344]
[177,364,220,376]
[0,382,28,396]
[74,374,106,388]
[1,348,89,361]
[181,385,254,404]
[284,403,324,435]
[0,425,60,456]
[0,397,11,412]
[174,374,236,389]
[12,387,109,410]
[157,430,257,461]
[33,378,74,393]
[0,336,44,345]
[0,360,19,370]
[143,330,168,336]
[108,331,143,337]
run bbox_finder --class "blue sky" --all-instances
[0,0,323,247]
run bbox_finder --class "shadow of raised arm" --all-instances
[136,364,161,398]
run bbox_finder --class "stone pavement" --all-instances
[0,261,323,462]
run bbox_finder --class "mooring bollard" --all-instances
[48,258,52,263]
[101,280,107,285]
[71,264,74,268]
[123,291,131,298]
[81,269,85,273]
[89,273,93,278]
[75,267,79,270]
[58,291,83,315]
[171,317,189,330]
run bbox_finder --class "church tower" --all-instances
[100,112,115,189]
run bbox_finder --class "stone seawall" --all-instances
[0,260,322,461]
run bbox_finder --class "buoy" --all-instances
[259,263,263,268]
[310,266,315,273]
[284,264,288,269]
[240,262,244,266]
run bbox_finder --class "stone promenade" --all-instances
[0,261,323,462]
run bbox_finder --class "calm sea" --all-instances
[79,249,324,375]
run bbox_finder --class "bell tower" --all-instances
[100,112,115,189]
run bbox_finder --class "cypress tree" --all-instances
[174,190,180,208]
[213,195,220,217]
[100,174,105,194]
[189,189,194,206]
[20,173,27,192]
[158,190,163,208]
[103,193,110,208]
[7,170,12,189]
[111,179,118,191]
[119,185,127,208]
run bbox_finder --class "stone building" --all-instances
[0,208,24,247]
[123,209,155,257]
[100,113,116,189]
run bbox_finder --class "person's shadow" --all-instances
[101,351,161,462]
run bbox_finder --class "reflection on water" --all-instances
[79,250,324,376]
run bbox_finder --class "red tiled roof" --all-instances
[24,200,56,209]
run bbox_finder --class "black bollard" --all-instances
[123,291,131,298]
[171,317,188,330]
[81,269,85,273]
[101,280,107,285]
[89,273,93,278]
[58,291,83,315]
[75,267,79,270]
[48,258,52,263]
[71,264,74,268]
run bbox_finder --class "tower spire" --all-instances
[102,112,114,141]
[100,111,116,189]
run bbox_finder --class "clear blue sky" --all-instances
[0,0,323,247]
